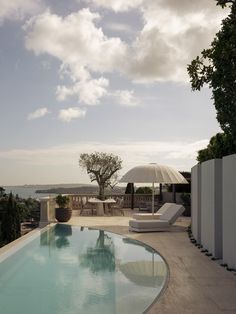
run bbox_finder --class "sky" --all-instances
[0,0,229,185]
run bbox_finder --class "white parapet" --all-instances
[201,159,222,258]
[222,154,236,269]
[39,197,56,227]
[191,164,201,244]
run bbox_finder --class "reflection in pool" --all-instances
[0,224,168,314]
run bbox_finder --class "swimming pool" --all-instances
[0,224,168,314]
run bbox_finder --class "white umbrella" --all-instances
[120,163,188,215]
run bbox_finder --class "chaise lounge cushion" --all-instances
[129,219,170,230]
[133,203,181,220]
[129,204,185,232]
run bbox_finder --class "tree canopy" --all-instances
[188,0,236,161]
[188,0,236,136]
[197,132,235,162]
[1,193,21,243]
[79,152,122,199]
[135,186,152,194]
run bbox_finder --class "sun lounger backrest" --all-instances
[160,204,185,224]
[157,203,175,215]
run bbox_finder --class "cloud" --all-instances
[0,139,208,184]
[105,22,134,33]
[113,90,139,106]
[0,0,44,24]
[24,8,127,105]
[83,0,143,12]
[24,3,228,90]
[58,107,86,122]
[76,1,228,83]
[0,139,208,168]
[126,0,228,82]
[25,9,127,73]
[56,76,109,105]
[27,107,49,120]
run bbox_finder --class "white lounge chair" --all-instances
[129,204,185,232]
[133,203,179,220]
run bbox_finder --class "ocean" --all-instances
[3,184,84,199]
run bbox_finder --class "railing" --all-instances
[68,193,155,210]
[39,192,185,225]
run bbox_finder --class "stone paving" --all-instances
[68,211,236,314]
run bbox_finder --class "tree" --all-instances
[188,0,236,137]
[125,183,135,194]
[136,186,152,194]
[0,187,6,198]
[1,193,21,243]
[197,132,236,162]
[79,152,122,200]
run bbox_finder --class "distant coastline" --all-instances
[3,184,125,199]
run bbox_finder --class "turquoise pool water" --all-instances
[0,225,168,314]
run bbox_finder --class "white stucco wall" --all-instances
[201,159,222,258]
[223,154,236,269]
[191,164,201,243]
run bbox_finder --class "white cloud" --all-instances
[58,107,86,122]
[77,1,228,83]
[0,0,44,24]
[105,22,134,33]
[24,2,229,89]
[0,139,208,184]
[27,107,49,120]
[113,90,139,107]
[82,0,143,12]
[56,77,109,105]
[0,139,208,168]
[126,0,228,83]
[24,9,127,105]
[24,9,127,73]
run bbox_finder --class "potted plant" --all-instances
[180,193,191,217]
[55,194,72,222]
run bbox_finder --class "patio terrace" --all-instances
[67,212,236,314]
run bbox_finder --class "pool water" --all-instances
[0,225,168,314]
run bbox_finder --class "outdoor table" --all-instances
[88,198,116,216]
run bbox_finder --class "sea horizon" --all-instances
[2,183,96,199]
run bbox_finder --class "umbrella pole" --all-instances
[152,182,154,216]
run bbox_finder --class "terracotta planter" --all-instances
[55,207,72,222]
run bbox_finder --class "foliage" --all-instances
[79,152,122,199]
[136,186,152,194]
[1,193,21,243]
[0,187,6,198]
[188,0,236,137]
[197,132,236,162]
[180,193,191,206]
[23,198,40,222]
[125,183,135,194]
[55,194,69,208]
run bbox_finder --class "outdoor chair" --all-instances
[129,204,185,232]
[133,203,181,220]
[139,201,159,212]
[80,198,95,216]
[110,198,125,216]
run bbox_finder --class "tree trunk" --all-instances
[99,184,105,200]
